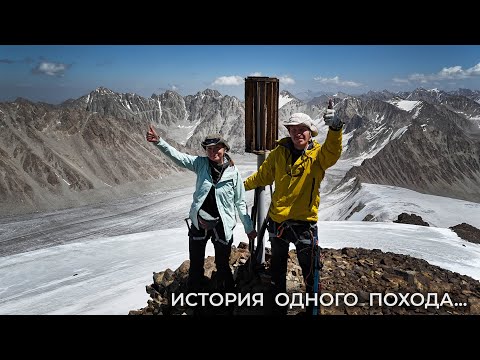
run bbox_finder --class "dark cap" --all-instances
[201,134,230,151]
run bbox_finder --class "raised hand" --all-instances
[323,99,343,130]
[146,124,160,143]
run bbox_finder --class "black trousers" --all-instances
[187,222,234,293]
[269,220,319,314]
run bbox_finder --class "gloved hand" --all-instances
[323,108,343,131]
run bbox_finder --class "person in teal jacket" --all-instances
[146,126,257,294]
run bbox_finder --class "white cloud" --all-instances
[32,61,71,77]
[393,77,410,84]
[438,65,465,79]
[409,73,429,83]
[279,76,295,85]
[313,75,361,87]
[245,73,295,85]
[212,75,244,86]
[467,63,480,76]
[394,62,480,84]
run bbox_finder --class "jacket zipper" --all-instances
[309,178,316,207]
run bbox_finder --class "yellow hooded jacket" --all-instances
[244,129,342,224]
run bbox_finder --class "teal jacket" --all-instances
[154,138,254,241]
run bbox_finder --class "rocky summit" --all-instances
[129,243,480,316]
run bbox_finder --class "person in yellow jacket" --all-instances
[243,106,343,315]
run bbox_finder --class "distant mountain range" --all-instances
[295,88,480,105]
[1,86,480,215]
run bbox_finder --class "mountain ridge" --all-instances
[2,86,480,216]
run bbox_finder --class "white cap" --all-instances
[282,113,318,137]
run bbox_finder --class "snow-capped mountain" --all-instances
[183,89,245,151]
[406,87,448,103]
[294,90,326,102]
[451,88,480,104]
[2,86,480,216]
[358,90,398,101]
[278,90,298,108]
[339,99,480,202]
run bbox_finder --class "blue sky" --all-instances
[1,45,480,104]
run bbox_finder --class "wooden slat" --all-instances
[244,79,253,153]
[261,81,266,150]
[244,76,279,153]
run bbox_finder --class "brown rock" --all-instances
[467,297,480,314]
[449,223,480,244]
[130,246,480,316]
[394,213,429,226]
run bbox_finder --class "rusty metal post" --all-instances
[244,77,279,266]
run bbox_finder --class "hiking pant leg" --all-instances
[211,221,234,293]
[296,242,315,294]
[269,235,290,315]
[187,225,209,292]
[212,236,234,292]
[297,241,321,315]
[270,236,290,296]
[295,223,318,295]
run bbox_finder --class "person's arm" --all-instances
[319,103,343,169]
[234,170,257,239]
[243,149,277,191]
[318,128,342,170]
[146,125,198,171]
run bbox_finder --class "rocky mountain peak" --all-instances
[156,90,183,101]
[280,90,296,99]
[340,101,480,202]
[332,91,350,99]
[93,86,115,95]
[361,90,396,101]
[13,97,34,105]
[3,86,480,216]
[198,88,222,98]
[406,87,448,104]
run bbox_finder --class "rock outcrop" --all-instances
[391,216,480,244]
[393,213,430,226]
[450,223,480,244]
[129,243,480,315]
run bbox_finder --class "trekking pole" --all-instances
[254,184,273,266]
[249,188,259,273]
[312,241,321,315]
[254,216,268,265]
